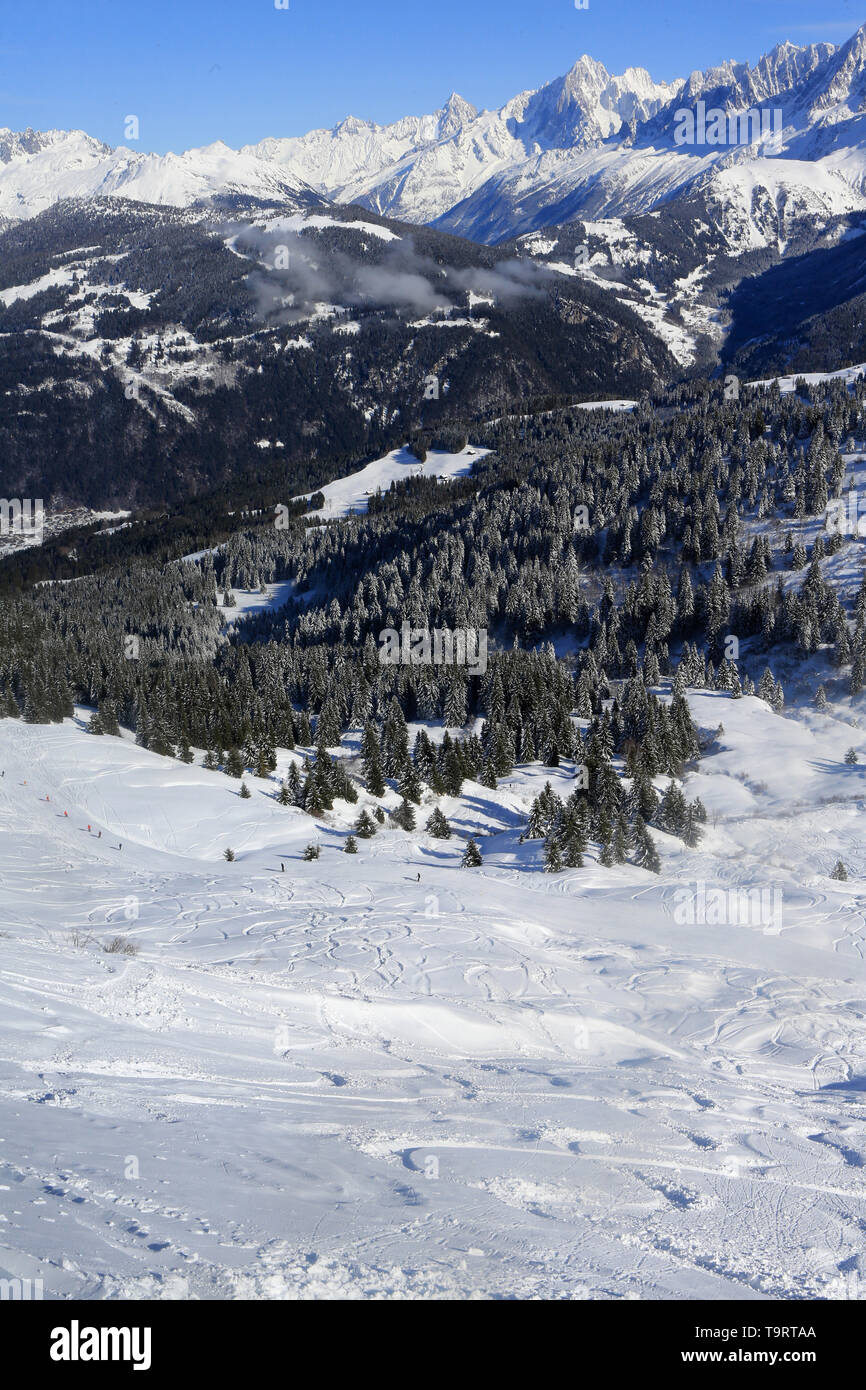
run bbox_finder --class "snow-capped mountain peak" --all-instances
[806,21,866,118]
[439,92,479,136]
[5,23,866,247]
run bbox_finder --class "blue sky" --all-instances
[2,0,862,152]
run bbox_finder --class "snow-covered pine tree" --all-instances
[354,808,377,838]
[461,838,483,868]
[392,798,417,831]
[632,816,661,873]
[425,808,452,839]
[659,779,688,836]
[544,835,564,873]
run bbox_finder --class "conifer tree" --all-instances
[441,745,464,797]
[362,722,387,796]
[393,798,417,831]
[682,804,703,848]
[313,749,335,809]
[659,779,688,836]
[425,808,452,839]
[480,758,498,790]
[224,746,245,779]
[399,759,423,805]
[493,728,515,778]
[629,764,658,823]
[412,730,437,782]
[354,808,377,838]
[444,674,467,729]
[632,816,661,873]
[544,835,564,873]
[303,773,324,816]
[612,811,630,864]
[598,828,615,866]
[100,699,120,737]
[331,760,359,804]
[461,838,483,868]
[287,763,303,806]
[316,697,343,748]
[559,796,588,867]
[382,698,410,776]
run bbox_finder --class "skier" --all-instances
[281,863,285,872]
[416,872,421,882]
[97,830,102,839]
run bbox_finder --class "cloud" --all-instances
[226,220,550,327]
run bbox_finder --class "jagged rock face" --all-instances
[806,25,866,116]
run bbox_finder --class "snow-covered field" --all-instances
[1,689,865,1301]
[294,445,487,519]
[750,363,866,393]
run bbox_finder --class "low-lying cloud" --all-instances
[227,221,552,326]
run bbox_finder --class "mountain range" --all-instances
[5,25,866,511]
[5,26,866,248]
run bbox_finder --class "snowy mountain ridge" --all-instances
[6,24,866,246]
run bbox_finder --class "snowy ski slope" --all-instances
[0,689,865,1300]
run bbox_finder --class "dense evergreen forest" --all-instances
[1,369,862,870]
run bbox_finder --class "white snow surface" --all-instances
[1,688,866,1300]
[750,362,866,392]
[294,445,488,519]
